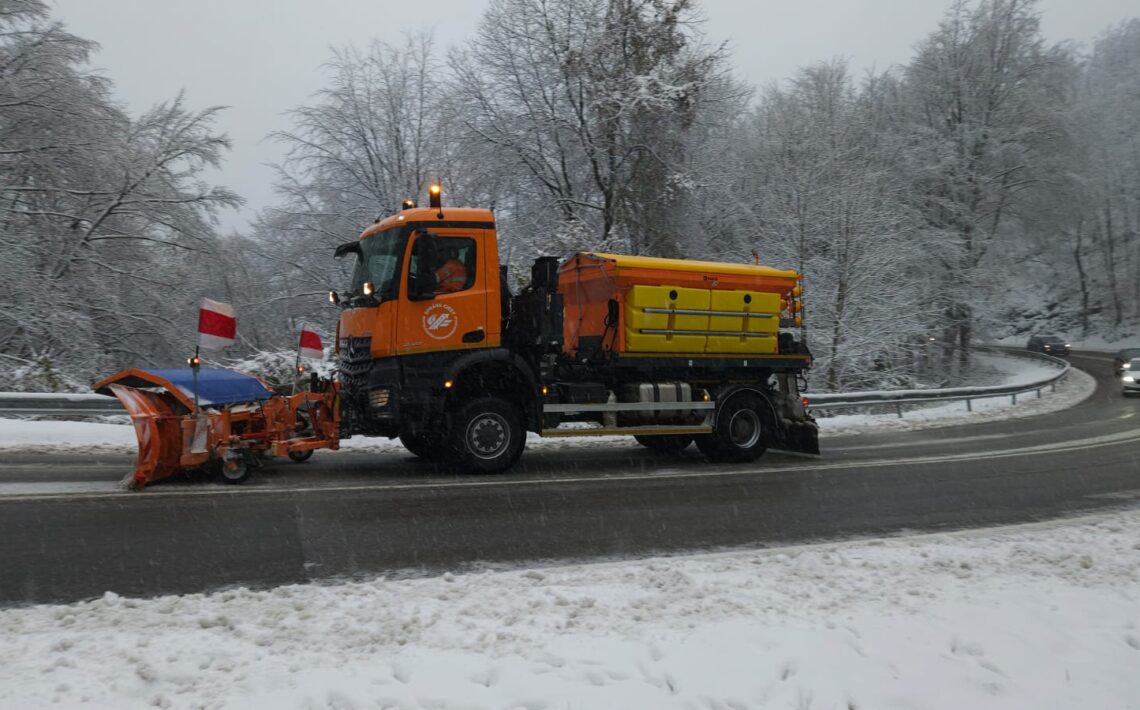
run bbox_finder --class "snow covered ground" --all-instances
[0,353,1094,454]
[1,508,1137,709]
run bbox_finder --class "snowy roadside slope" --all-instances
[0,354,1095,453]
[1,509,1137,709]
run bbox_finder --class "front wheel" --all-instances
[287,449,314,463]
[447,397,525,474]
[696,394,768,463]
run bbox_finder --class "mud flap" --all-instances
[770,419,820,456]
[107,384,184,489]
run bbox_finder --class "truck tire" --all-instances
[399,432,443,460]
[634,434,694,455]
[447,397,525,474]
[696,393,768,463]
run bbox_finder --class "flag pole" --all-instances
[293,344,301,395]
[191,344,201,414]
[293,323,302,395]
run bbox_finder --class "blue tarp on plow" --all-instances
[142,368,274,406]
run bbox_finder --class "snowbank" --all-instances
[1,509,1137,709]
[0,417,136,453]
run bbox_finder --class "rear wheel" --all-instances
[447,397,525,474]
[287,449,314,463]
[696,394,768,463]
[634,434,694,455]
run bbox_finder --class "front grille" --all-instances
[338,336,372,395]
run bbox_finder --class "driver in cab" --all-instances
[434,244,468,293]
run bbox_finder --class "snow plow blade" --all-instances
[106,383,186,489]
[94,367,339,489]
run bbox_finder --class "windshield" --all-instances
[349,227,407,299]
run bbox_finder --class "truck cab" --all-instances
[334,206,527,437]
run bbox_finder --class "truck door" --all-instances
[396,229,489,355]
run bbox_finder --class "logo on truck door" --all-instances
[422,303,459,340]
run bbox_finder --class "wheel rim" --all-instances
[221,460,246,481]
[466,413,510,459]
[726,408,761,449]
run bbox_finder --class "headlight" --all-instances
[1043,345,1051,350]
[1124,376,1135,383]
[363,281,374,296]
[1124,362,1132,370]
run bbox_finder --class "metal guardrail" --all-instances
[0,347,1071,420]
[0,392,124,417]
[804,346,1071,417]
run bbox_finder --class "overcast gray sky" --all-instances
[51,0,1137,232]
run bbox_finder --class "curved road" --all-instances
[1,352,1136,606]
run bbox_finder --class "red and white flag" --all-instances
[298,324,323,360]
[197,298,236,351]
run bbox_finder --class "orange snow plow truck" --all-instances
[332,186,817,473]
[96,186,817,487]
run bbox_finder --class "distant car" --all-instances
[1112,347,1140,377]
[1123,358,1140,396]
[1026,334,1071,359]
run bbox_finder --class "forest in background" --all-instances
[1,0,1138,391]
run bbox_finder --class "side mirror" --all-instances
[408,231,440,301]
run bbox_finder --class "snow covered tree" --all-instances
[245,32,445,345]
[903,0,1066,359]
[0,2,239,383]
[739,61,929,390]
[448,0,728,262]
[1069,20,1140,333]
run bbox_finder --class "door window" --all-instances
[410,236,477,294]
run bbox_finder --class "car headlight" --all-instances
[1124,376,1135,383]
[1124,363,1132,370]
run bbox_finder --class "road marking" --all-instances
[0,481,117,496]
[3,427,1140,504]
[1084,489,1140,501]
[832,432,1018,451]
